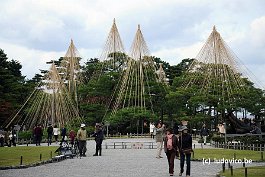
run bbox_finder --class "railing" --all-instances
[211,141,265,151]
[105,141,157,149]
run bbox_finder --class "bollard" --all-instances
[261,152,264,161]
[20,156,23,165]
[230,166,233,176]
[40,154,42,161]
[222,162,225,172]
[245,167,247,177]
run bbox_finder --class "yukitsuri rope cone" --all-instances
[4,42,81,130]
[60,39,82,104]
[182,26,253,122]
[106,25,158,119]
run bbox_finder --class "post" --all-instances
[136,120,139,137]
[243,158,245,167]
[224,122,227,149]
[245,167,247,177]
[20,156,23,165]
[40,154,42,161]
[222,162,225,172]
[230,166,233,176]
[106,125,109,138]
[193,144,195,149]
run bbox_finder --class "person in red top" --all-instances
[34,124,43,146]
[69,129,76,147]
[164,128,179,176]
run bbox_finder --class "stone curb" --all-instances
[0,155,75,170]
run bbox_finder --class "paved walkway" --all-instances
[1,138,265,177]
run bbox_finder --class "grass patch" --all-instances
[193,149,264,161]
[220,165,265,177]
[0,146,58,167]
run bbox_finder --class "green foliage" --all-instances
[105,107,158,133]
[0,49,35,126]
[1,46,265,135]
[18,131,32,140]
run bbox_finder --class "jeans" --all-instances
[35,135,41,146]
[166,149,176,174]
[47,134,52,145]
[95,139,103,156]
[180,153,191,176]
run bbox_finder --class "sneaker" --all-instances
[93,154,98,156]
[170,174,173,176]
[159,156,163,158]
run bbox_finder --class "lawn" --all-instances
[0,146,58,167]
[220,165,265,177]
[192,149,264,161]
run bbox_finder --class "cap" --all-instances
[80,124,85,128]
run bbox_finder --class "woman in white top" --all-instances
[53,125,59,143]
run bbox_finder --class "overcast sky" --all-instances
[1,0,265,87]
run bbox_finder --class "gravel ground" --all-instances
[1,138,264,177]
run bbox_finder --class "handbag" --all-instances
[180,134,193,155]
[182,148,193,155]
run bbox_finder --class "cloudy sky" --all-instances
[1,0,265,87]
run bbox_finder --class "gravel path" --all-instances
[1,138,264,177]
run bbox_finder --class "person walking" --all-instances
[150,122,155,139]
[53,125,59,143]
[179,126,192,177]
[69,129,76,147]
[47,124,53,146]
[4,128,9,147]
[164,128,179,176]
[155,122,165,158]
[200,124,209,145]
[34,124,43,146]
[60,125,67,145]
[92,123,104,156]
[0,127,5,147]
[77,124,87,157]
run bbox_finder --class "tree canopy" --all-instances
[1,49,265,133]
